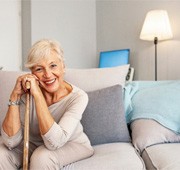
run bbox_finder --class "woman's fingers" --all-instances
[21,74,34,91]
[22,74,40,93]
[11,74,38,96]
[21,76,29,92]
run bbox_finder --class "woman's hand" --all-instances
[11,74,40,99]
[11,75,28,98]
[22,74,41,96]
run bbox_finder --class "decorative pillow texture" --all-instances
[81,84,131,146]
[131,119,180,154]
[64,65,130,92]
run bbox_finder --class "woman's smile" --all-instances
[44,78,56,85]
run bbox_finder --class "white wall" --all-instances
[30,0,97,69]
[0,0,22,71]
[96,1,180,80]
[2,0,180,80]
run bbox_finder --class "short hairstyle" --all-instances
[25,39,64,69]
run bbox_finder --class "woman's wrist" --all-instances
[9,93,21,106]
[8,99,21,106]
[10,92,21,102]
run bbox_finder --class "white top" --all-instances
[1,84,93,151]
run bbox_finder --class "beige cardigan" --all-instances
[1,84,93,152]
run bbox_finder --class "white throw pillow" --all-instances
[64,64,130,92]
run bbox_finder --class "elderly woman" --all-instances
[0,39,94,169]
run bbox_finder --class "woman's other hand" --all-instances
[22,74,41,96]
[11,74,40,98]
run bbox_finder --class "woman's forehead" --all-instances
[40,52,60,61]
[34,55,61,66]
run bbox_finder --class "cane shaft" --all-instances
[23,92,30,170]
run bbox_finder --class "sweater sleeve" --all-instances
[1,127,23,150]
[41,90,88,150]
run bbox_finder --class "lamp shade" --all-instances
[140,10,173,41]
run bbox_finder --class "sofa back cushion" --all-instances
[64,65,129,91]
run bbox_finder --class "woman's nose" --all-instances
[43,69,52,78]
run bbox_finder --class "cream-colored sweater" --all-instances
[1,84,93,151]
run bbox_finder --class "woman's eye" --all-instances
[35,68,42,72]
[51,64,57,68]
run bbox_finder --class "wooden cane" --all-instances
[23,82,30,170]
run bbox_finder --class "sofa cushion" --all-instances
[62,143,145,170]
[131,119,180,154]
[64,65,129,92]
[142,143,180,170]
[81,84,130,146]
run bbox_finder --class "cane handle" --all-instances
[26,81,31,90]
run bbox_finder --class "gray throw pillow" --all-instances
[81,85,131,145]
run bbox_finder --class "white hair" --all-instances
[25,39,64,69]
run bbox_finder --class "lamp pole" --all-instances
[154,37,158,81]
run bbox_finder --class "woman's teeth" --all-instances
[45,79,56,84]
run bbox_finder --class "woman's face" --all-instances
[31,52,65,94]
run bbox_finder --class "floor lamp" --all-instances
[140,10,173,81]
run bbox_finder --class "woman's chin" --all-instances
[41,84,58,93]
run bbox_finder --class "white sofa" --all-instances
[1,66,180,169]
[0,65,145,169]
